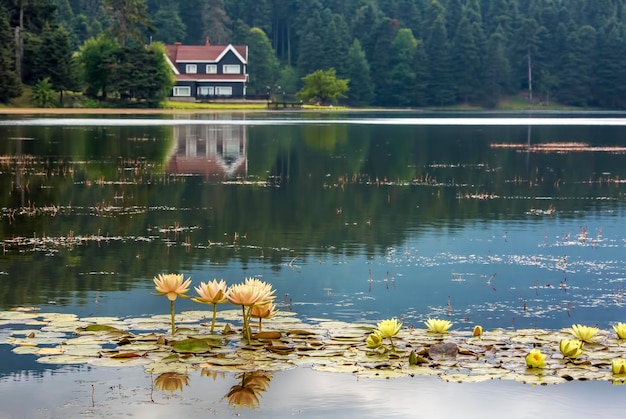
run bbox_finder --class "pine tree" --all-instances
[346,39,374,106]
[0,5,21,103]
[388,28,417,106]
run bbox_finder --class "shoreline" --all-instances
[0,108,265,115]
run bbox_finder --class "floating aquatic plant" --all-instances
[425,318,453,334]
[5,309,626,386]
[191,279,228,333]
[569,324,599,343]
[559,339,583,359]
[613,323,626,340]
[525,349,546,368]
[152,273,191,335]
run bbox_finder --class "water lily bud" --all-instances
[525,349,546,368]
[613,323,626,339]
[612,359,626,375]
[472,325,483,337]
[366,331,383,349]
[559,339,583,359]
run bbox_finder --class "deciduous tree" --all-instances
[296,68,348,104]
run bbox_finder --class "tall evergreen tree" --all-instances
[484,25,511,107]
[103,0,152,47]
[345,39,374,106]
[452,3,486,103]
[0,4,21,102]
[556,25,597,106]
[202,0,231,44]
[388,28,417,106]
[424,6,455,105]
[368,17,399,105]
[151,0,186,44]
[296,2,326,76]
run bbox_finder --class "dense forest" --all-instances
[1,0,626,108]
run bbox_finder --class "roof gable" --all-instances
[165,43,247,64]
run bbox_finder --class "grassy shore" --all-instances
[0,91,583,114]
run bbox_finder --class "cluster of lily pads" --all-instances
[3,273,626,389]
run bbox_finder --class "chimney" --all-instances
[205,36,210,46]
[174,42,182,45]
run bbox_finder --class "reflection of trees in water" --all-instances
[225,371,273,409]
[1,121,626,306]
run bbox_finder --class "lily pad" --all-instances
[172,338,213,354]
[429,342,459,360]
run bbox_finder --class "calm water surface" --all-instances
[0,111,625,417]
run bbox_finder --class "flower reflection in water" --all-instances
[225,371,273,409]
[154,372,190,393]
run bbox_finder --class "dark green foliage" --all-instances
[111,42,175,104]
[0,5,21,102]
[296,68,348,104]
[246,27,279,95]
[5,0,626,108]
[78,33,119,98]
[103,0,152,47]
[32,77,56,107]
[346,39,374,106]
[151,0,186,44]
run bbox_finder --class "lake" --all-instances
[0,111,625,417]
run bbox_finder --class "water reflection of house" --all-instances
[167,124,247,178]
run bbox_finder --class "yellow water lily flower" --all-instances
[153,273,191,301]
[192,279,229,334]
[227,282,269,307]
[472,325,483,337]
[612,359,626,375]
[613,323,626,339]
[569,324,599,343]
[153,273,192,335]
[526,349,547,368]
[424,318,453,333]
[227,278,276,344]
[250,301,279,320]
[192,279,228,305]
[559,339,584,359]
[366,331,383,349]
[376,318,402,338]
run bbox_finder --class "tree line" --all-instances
[1,0,626,108]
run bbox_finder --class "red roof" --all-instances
[165,42,247,64]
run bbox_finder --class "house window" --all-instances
[222,64,240,74]
[173,86,191,96]
[215,86,232,96]
[198,86,214,96]
[206,64,217,74]
[186,64,197,74]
